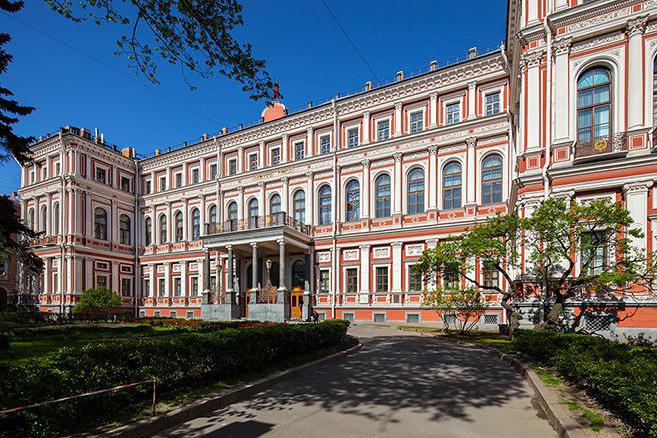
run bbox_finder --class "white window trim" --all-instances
[315,181,333,226]
[373,262,391,294]
[227,158,238,176]
[95,164,110,183]
[318,132,332,154]
[270,146,281,165]
[247,152,259,171]
[175,171,183,188]
[341,176,361,222]
[190,166,200,183]
[374,115,392,142]
[293,140,305,160]
[480,84,505,117]
[476,148,507,206]
[318,268,331,293]
[437,154,466,211]
[407,107,426,134]
[402,164,428,215]
[443,98,463,126]
[343,265,359,294]
[405,262,423,293]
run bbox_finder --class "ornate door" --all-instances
[290,287,303,319]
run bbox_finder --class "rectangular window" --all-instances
[191,168,199,183]
[319,269,330,292]
[581,231,608,276]
[120,176,130,192]
[96,168,106,184]
[145,180,151,194]
[446,102,461,125]
[346,268,358,293]
[228,159,237,176]
[347,128,359,148]
[191,277,199,296]
[248,154,258,171]
[52,273,58,293]
[144,279,150,297]
[209,164,217,179]
[97,275,108,288]
[486,92,501,116]
[409,265,422,292]
[271,148,281,165]
[409,111,424,134]
[158,278,165,296]
[295,142,305,160]
[154,310,161,317]
[55,162,61,176]
[442,262,460,289]
[121,278,132,297]
[376,266,389,293]
[210,276,217,293]
[484,314,499,325]
[376,119,390,141]
[482,262,499,289]
[320,135,331,154]
[159,176,167,191]
[175,173,182,188]
[170,311,177,319]
[186,311,194,319]
[174,277,182,296]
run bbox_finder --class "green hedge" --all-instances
[0,320,349,436]
[513,330,657,436]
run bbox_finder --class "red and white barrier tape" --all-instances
[0,380,154,415]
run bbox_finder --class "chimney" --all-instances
[364,81,373,91]
[201,133,209,141]
[396,71,404,81]
[307,101,313,108]
[121,147,135,158]
[100,133,105,144]
[154,149,160,156]
[468,47,478,59]
[429,60,438,71]
[221,127,229,135]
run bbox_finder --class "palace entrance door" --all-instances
[290,287,303,320]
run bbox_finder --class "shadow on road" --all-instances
[156,331,538,437]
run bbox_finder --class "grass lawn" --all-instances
[0,325,182,365]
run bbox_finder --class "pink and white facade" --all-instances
[16,0,657,334]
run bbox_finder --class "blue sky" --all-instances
[0,0,506,194]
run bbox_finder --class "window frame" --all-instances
[346,126,360,148]
[406,167,426,215]
[94,207,108,241]
[345,179,360,222]
[119,214,131,245]
[442,160,462,210]
[576,67,612,144]
[294,140,305,161]
[481,153,503,205]
[375,118,391,142]
[374,173,391,218]
[345,267,358,294]
[375,265,390,294]
[408,109,425,134]
[446,101,461,125]
[293,190,305,224]
[318,185,332,225]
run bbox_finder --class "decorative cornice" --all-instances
[553,37,572,56]
[627,15,649,37]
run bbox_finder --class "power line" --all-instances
[1,11,222,126]
[319,0,379,81]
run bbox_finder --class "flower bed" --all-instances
[512,330,657,437]
[0,320,350,436]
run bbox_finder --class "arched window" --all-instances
[159,214,167,244]
[208,205,217,224]
[52,202,60,235]
[27,208,34,231]
[248,198,259,228]
[190,208,200,240]
[40,205,47,233]
[94,207,108,240]
[318,185,332,225]
[577,67,611,143]
[119,214,131,245]
[293,190,305,224]
[174,211,183,242]
[227,202,238,220]
[481,154,503,205]
[375,174,391,218]
[345,180,360,222]
[442,161,462,210]
[407,168,425,215]
[270,194,281,214]
[145,217,152,246]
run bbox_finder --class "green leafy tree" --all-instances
[416,197,656,334]
[44,0,277,100]
[72,286,122,315]
[423,287,488,334]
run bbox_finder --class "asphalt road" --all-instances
[154,325,555,438]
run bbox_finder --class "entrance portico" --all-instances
[200,213,313,322]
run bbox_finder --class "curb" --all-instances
[441,336,597,438]
[100,342,363,438]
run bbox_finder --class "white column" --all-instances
[359,244,370,304]
[200,195,206,236]
[627,16,647,130]
[181,261,187,296]
[553,38,571,142]
[362,111,370,144]
[524,51,543,150]
[237,146,244,173]
[467,81,477,120]
[394,102,403,136]
[182,162,188,185]
[182,199,188,241]
[237,188,244,221]
[305,171,314,225]
[259,141,265,167]
[149,264,155,297]
[393,152,402,215]
[391,242,402,294]
[46,193,52,236]
[281,177,289,214]
[555,0,568,10]
[527,0,538,23]
[426,239,438,292]
[624,182,652,255]
[428,146,438,210]
[85,194,92,238]
[111,260,119,294]
[43,258,50,294]
[306,127,314,158]
[466,137,477,205]
[430,92,438,128]
[361,159,370,219]
[281,134,289,163]
[85,258,93,290]
[163,262,171,296]
[259,182,266,216]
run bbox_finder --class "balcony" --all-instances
[574,132,627,162]
[205,212,311,237]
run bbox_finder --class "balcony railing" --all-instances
[574,132,627,160]
[204,212,311,237]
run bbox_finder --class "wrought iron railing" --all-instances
[574,132,627,160]
[204,212,311,236]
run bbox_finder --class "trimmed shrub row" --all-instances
[513,330,657,437]
[0,320,350,436]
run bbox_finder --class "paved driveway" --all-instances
[155,325,555,438]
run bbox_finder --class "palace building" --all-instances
[16,0,657,336]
